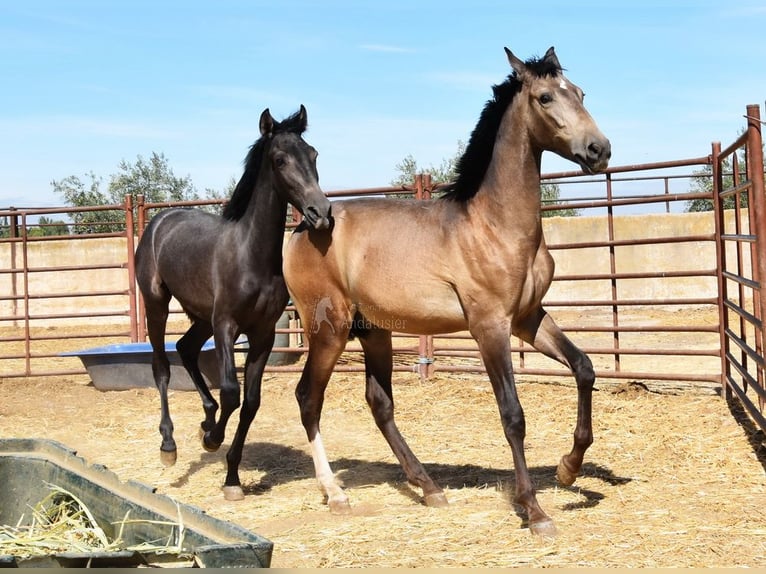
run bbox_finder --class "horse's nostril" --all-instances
[588,142,602,157]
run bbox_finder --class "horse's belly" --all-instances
[352,282,466,335]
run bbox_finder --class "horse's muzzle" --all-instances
[577,136,611,174]
[303,204,333,230]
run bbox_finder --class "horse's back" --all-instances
[135,208,225,302]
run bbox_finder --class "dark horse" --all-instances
[134,105,332,500]
[283,48,611,535]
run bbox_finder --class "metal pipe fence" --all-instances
[714,104,766,430]
[1,104,764,431]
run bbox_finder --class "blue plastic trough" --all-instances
[60,341,219,392]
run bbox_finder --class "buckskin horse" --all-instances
[283,48,610,535]
[134,106,331,500]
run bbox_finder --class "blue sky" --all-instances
[2,0,765,207]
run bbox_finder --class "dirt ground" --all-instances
[1,369,764,568]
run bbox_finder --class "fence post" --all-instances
[745,104,766,409]
[9,208,19,327]
[135,195,146,342]
[124,194,138,342]
[711,141,729,396]
[413,173,435,380]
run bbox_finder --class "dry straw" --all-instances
[0,483,188,564]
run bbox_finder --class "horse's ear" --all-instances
[505,47,527,77]
[298,104,308,132]
[543,46,561,70]
[259,108,274,137]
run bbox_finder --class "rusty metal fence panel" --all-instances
[0,199,138,377]
[714,104,766,430]
[1,106,764,428]
[0,160,722,392]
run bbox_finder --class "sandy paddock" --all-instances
[0,365,764,568]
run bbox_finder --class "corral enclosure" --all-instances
[0,105,764,568]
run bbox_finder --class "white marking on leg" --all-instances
[309,432,348,506]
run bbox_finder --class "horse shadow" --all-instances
[174,441,632,524]
[724,393,766,473]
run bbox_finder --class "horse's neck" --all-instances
[240,179,288,263]
[471,107,544,231]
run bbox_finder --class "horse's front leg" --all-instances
[202,322,240,453]
[516,308,595,486]
[473,319,556,537]
[221,332,273,501]
[295,320,351,513]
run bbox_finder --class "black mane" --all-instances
[223,109,307,221]
[441,54,562,202]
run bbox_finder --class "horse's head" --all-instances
[506,47,611,174]
[260,105,333,230]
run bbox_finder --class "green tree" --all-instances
[110,152,199,204]
[390,141,466,189]
[28,216,70,237]
[541,184,579,217]
[391,141,579,216]
[52,152,200,234]
[685,154,748,212]
[50,171,114,234]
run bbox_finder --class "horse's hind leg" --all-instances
[176,320,218,433]
[515,308,595,487]
[358,327,448,508]
[143,293,177,466]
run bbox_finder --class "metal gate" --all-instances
[715,103,766,431]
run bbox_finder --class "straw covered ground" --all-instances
[0,369,764,568]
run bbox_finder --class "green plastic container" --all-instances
[0,438,273,568]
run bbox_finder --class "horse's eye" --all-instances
[539,93,553,105]
[275,156,287,168]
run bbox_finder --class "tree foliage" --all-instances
[685,154,749,212]
[52,152,202,234]
[390,141,467,188]
[391,141,579,216]
[0,215,69,238]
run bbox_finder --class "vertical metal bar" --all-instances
[732,151,749,387]
[9,208,18,327]
[711,141,729,396]
[124,194,138,342]
[413,173,435,380]
[605,172,620,372]
[745,104,766,409]
[20,212,31,375]
[422,173,434,378]
[136,195,147,342]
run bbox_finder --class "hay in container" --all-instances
[0,483,193,567]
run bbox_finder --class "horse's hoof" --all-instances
[328,497,352,515]
[556,456,577,486]
[201,432,221,453]
[529,518,557,538]
[222,485,245,501]
[160,449,177,467]
[424,492,449,508]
